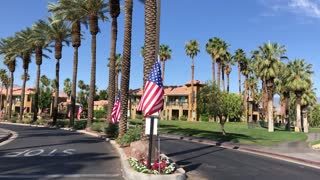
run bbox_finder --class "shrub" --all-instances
[136,114,143,120]
[105,123,119,138]
[91,122,105,132]
[10,117,18,123]
[94,110,106,119]
[179,115,187,121]
[200,115,209,122]
[117,126,141,146]
[74,120,87,130]
[56,119,68,128]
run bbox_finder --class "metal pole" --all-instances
[147,117,154,169]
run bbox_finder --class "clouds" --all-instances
[261,0,320,18]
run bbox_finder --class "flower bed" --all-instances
[128,157,176,175]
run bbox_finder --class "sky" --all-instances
[0,0,320,96]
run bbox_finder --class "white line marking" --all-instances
[0,174,121,179]
[0,128,18,146]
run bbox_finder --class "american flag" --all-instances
[77,106,83,120]
[137,60,164,117]
[111,92,121,124]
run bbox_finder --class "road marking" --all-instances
[0,174,121,179]
[0,128,18,147]
[2,149,76,157]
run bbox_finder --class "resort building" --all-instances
[129,80,204,121]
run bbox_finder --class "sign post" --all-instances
[145,115,158,169]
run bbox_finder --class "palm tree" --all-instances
[49,0,88,127]
[0,69,7,110]
[159,44,172,81]
[45,15,71,125]
[287,59,313,132]
[206,37,220,85]
[241,57,252,119]
[106,0,121,127]
[0,37,18,119]
[31,20,51,122]
[254,42,286,132]
[185,40,200,121]
[15,28,34,121]
[301,87,316,133]
[2,74,10,115]
[224,51,233,92]
[233,49,246,94]
[119,0,133,138]
[63,78,72,99]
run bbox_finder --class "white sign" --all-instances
[145,117,158,135]
[2,149,76,157]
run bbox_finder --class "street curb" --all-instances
[0,128,12,144]
[160,134,320,170]
[110,140,186,180]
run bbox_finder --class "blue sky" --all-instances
[0,0,320,96]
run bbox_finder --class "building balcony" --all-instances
[165,102,188,109]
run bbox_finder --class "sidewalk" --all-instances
[0,128,12,143]
[160,133,320,169]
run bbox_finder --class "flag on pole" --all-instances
[137,60,164,117]
[77,106,83,120]
[111,92,121,124]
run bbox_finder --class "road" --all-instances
[0,124,123,180]
[159,136,320,180]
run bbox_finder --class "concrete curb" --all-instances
[160,134,320,170]
[110,140,186,180]
[0,128,12,143]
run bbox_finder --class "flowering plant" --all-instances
[128,157,176,174]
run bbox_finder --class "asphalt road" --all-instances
[159,137,320,180]
[0,124,123,180]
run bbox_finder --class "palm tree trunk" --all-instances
[262,80,268,119]
[222,65,225,91]
[8,72,13,119]
[191,58,195,121]
[0,86,3,110]
[5,87,8,115]
[303,107,308,133]
[70,46,79,127]
[53,59,60,125]
[161,60,165,81]
[141,0,157,140]
[217,61,221,89]
[19,69,28,121]
[119,0,133,138]
[295,95,302,132]
[267,94,274,132]
[212,59,215,84]
[238,63,241,94]
[88,34,97,128]
[227,73,230,93]
[107,16,118,127]
[33,64,41,122]
[284,94,290,131]
[243,75,248,121]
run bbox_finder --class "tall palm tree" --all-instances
[0,37,18,119]
[49,0,88,127]
[119,0,133,138]
[63,78,72,99]
[254,42,286,132]
[301,87,316,133]
[2,74,10,115]
[45,15,71,125]
[159,44,172,81]
[287,59,313,132]
[205,37,221,85]
[107,0,120,127]
[233,49,246,94]
[224,51,233,92]
[115,53,122,97]
[185,40,200,121]
[31,20,51,122]
[0,69,7,110]
[15,28,34,121]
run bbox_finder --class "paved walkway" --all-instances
[161,132,320,168]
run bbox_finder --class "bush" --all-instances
[200,115,209,122]
[105,123,118,138]
[136,114,143,120]
[56,119,68,128]
[91,122,105,132]
[74,120,87,130]
[10,117,18,123]
[179,115,187,121]
[94,110,106,119]
[117,126,141,147]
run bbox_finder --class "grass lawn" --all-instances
[310,128,320,133]
[129,119,307,146]
[311,140,320,146]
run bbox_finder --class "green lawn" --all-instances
[310,128,320,133]
[311,140,320,146]
[129,119,308,146]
